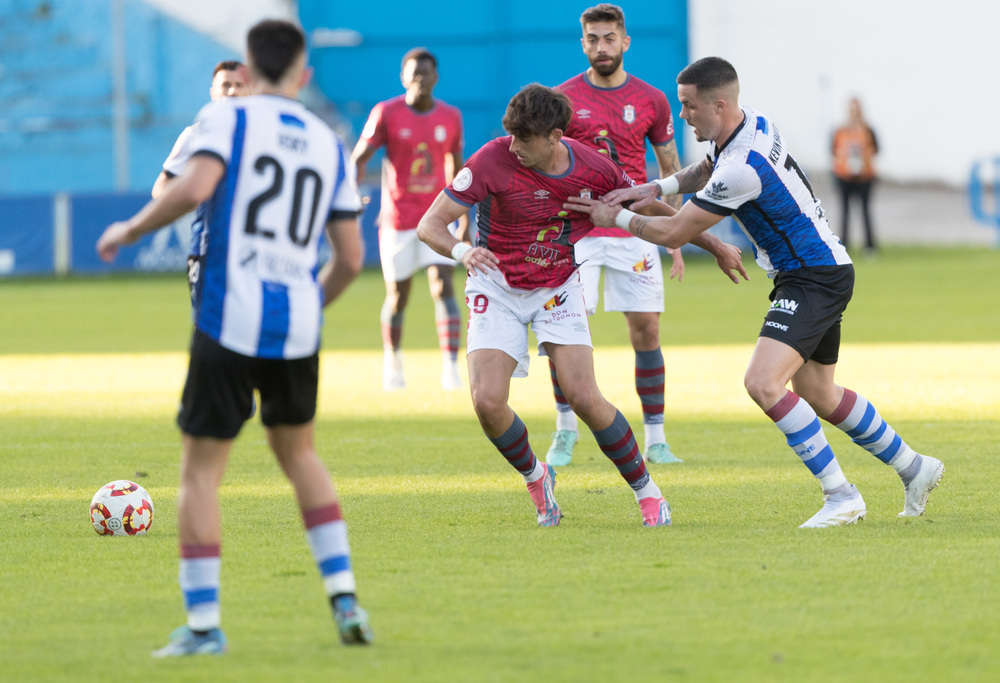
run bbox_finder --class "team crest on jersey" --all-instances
[579,188,592,200]
[434,125,447,142]
[623,105,636,124]
[453,167,473,192]
[705,180,729,199]
[577,109,592,119]
[543,292,568,311]
[632,256,654,273]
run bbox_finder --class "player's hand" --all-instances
[460,245,500,276]
[601,183,660,212]
[667,247,685,282]
[714,243,749,284]
[562,196,620,228]
[96,221,136,263]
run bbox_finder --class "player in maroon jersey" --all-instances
[417,84,743,528]
[352,48,468,392]
[545,3,686,467]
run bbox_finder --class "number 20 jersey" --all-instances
[185,94,362,359]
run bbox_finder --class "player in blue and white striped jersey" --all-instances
[97,19,373,654]
[567,56,944,529]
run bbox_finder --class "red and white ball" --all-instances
[90,480,154,536]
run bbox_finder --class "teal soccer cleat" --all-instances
[151,626,227,657]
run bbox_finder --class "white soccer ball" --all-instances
[90,480,154,536]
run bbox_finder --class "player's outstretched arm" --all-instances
[689,232,749,284]
[96,156,224,263]
[417,191,499,276]
[319,217,364,307]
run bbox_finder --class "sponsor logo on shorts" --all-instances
[543,292,568,311]
[769,298,799,315]
[764,320,789,332]
[573,321,589,334]
[623,104,636,124]
[632,256,654,273]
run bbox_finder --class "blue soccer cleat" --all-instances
[151,625,227,658]
[333,595,374,645]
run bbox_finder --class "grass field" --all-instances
[1,248,999,682]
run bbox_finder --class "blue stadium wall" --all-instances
[0,0,240,195]
[299,0,689,169]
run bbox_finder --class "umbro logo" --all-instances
[534,189,550,199]
[576,109,592,119]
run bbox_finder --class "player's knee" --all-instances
[744,371,781,409]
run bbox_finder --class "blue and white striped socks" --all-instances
[766,390,850,494]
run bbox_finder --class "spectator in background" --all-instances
[831,97,879,255]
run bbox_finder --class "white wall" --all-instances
[688,0,999,185]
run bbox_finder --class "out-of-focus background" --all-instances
[1,0,997,278]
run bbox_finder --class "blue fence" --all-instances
[0,191,385,278]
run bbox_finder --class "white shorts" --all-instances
[575,235,664,315]
[379,226,456,282]
[465,269,592,378]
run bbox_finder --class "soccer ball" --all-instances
[90,480,154,536]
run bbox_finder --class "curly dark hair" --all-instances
[501,84,572,139]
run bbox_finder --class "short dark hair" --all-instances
[501,84,572,139]
[401,47,437,71]
[580,3,626,33]
[213,60,243,77]
[247,20,305,84]
[676,57,739,91]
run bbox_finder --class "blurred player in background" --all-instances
[568,56,944,528]
[547,4,684,467]
[97,19,373,653]
[152,60,247,198]
[418,84,743,528]
[352,48,467,391]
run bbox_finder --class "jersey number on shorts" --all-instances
[467,294,489,314]
[245,155,324,247]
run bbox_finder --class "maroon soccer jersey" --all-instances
[557,73,674,237]
[445,136,634,290]
[360,95,463,231]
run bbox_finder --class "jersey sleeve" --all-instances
[647,90,676,146]
[444,140,512,207]
[162,125,197,177]
[329,137,363,219]
[359,102,386,149]
[186,100,236,166]
[691,160,761,216]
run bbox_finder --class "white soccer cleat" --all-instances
[799,486,867,528]
[383,350,405,391]
[899,455,945,517]
[441,361,462,391]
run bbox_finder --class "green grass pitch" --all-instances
[1,247,998,681]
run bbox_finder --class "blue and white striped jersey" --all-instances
[182,94,361,359]
[692,106,850,278]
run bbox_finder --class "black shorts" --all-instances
[758,265,855,365]
[177,329,319,439]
